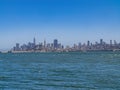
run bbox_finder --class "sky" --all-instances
[0,0,120,50]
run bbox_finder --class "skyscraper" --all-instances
[16,43,20,51]
[100,39,103,45]
[53,39,58,49]
[114,40,117,45]
[110,40,112,46]
[87,41,90,46]
[44,39,46,48]
[33,37,36,45]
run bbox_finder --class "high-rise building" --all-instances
[87,41,90,46]
[114,40,117,45]
[33,37,36,45]
[78,43,81,50]
[44,39,46,48]
[16,43,20,51]
[100,39,103,45]
[53,39,58,49]
[110,40,112,46]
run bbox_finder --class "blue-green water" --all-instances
[0,52,120,90]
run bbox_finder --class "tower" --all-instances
[33,37,36,45]
[53,39,58,49]
[16,43,20,51]
[87,40,90,46]
[44,39,46,48]
[100,39,103,45]
[110,40,112,46]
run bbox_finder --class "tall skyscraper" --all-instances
[16,43,20,51]
[110,40,112,46]
[87,41,90,46]
[33,37,36,45]
[44,39,46,48]
[53,39,58,49]
[100,39,103,45]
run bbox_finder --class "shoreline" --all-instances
[1,49,120,54]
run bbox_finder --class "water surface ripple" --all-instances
[0,52,120,90]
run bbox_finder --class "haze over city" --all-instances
[0,0,120,50]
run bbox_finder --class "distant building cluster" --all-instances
[12,38,64,52]
[12,38,120,53]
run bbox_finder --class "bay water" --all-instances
[0,51,120,90]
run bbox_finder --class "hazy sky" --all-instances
[0,0,120,50]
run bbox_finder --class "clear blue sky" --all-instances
[0,0,120,50]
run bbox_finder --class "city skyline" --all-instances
[11,37,120,53]
[12,37,120,47]
[0,0,120,50]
